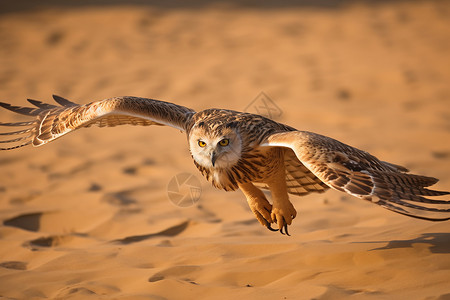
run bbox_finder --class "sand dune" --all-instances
[0,1,449,299]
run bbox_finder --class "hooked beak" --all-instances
[211,151,218,167]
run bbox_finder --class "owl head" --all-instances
[189,122,242,169]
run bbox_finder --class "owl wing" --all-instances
[263,130,450,221]
[254,148,329,196]
[282,148,329,196]
[0,95,195,150]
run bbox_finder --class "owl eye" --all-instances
[218,139,229,146]
[198,140,207,147]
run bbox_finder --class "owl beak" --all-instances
[211,151,218,167]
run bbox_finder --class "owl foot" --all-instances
[271,204,297,236]
[255,211,278,232]
[248,198,274,231]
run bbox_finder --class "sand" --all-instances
[0,1,449,299]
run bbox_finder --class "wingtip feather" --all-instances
[52,94,78,107]
[0,101,12,109]
[0,102,41,116]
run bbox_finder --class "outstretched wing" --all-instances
[254,148,329,196]
[264,131,450,221]
[0,95,195,150]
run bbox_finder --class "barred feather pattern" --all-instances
[0,95,194,150]
[1,95,449,226]
[266,131,450,221]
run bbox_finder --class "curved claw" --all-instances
[280,224,290,236]
[261,214,278,232]
[263,207,278,231]
[279,217,291,236]
[255,210,278,232]
[266,223,279,232]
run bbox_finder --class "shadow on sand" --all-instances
[366,232,450,254]
[111,220,190,245]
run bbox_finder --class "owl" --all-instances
[1,95,449,235]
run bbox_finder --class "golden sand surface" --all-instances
[0,1,449,299]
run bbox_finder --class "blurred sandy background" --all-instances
[0,1,449,299]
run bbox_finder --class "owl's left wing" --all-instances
[0,95,195,150]
[254,148,329,196]
[263,130,450,221]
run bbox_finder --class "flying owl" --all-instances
[1,95,449,235]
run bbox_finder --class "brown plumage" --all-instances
[1,95,449,235]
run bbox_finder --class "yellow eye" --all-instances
[198,140,206,147]
[219,139,229,146]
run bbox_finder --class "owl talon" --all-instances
[257,211,277,231]
[256,211,277,231]
[253,210,276,230]
[246,195,274,228]
[266,223,278,232]
[271,203,296,234]
[280,221,290,236]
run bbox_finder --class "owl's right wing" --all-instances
[263,130,450,221]
[0,95,195,150]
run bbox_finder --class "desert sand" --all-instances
[0,1,449,299]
